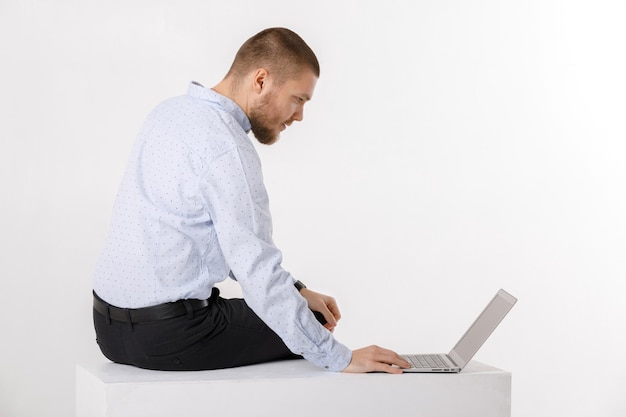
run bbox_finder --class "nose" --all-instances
[292,106,304,122]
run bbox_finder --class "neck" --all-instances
[213,77,250,115]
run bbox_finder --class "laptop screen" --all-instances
[448,289,517,368]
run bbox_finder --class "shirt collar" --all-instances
[187,81,251,133]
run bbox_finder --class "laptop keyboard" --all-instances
[406,354,448,369]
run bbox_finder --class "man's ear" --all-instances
[252,68,269,94]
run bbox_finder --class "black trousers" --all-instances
[93,288,301,371]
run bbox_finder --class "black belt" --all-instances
[93,291,210,324]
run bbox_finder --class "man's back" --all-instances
[94,83,255,308]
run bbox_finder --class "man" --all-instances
[93,27,410,374]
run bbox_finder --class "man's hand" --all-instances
[300,288,341,332]
[342,345,411,374]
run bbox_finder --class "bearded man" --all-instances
[93,27,409,374]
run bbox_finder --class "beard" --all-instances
[249,92,281,145]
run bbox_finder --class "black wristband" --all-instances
[294,280,307,292]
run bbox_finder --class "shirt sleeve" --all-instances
[199,144,352,371]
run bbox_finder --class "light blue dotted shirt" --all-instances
[93,82,352,371]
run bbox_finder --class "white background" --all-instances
[1,1,625,416]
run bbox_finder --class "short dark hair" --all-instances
[227,27,320,84]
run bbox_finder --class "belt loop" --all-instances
[126,310,134,331]
[106,305,111,325]
[183,300,193,320]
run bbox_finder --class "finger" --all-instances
[326,300,342,321]
[359,357,404,374]
[371,347,411,369]
[315,306,338,328]
[321,309,338,327]
[373,363,404,374]
[382,352,411,369]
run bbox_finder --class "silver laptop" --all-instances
[402,289,517,373]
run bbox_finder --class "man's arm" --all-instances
[200,146,353,371]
